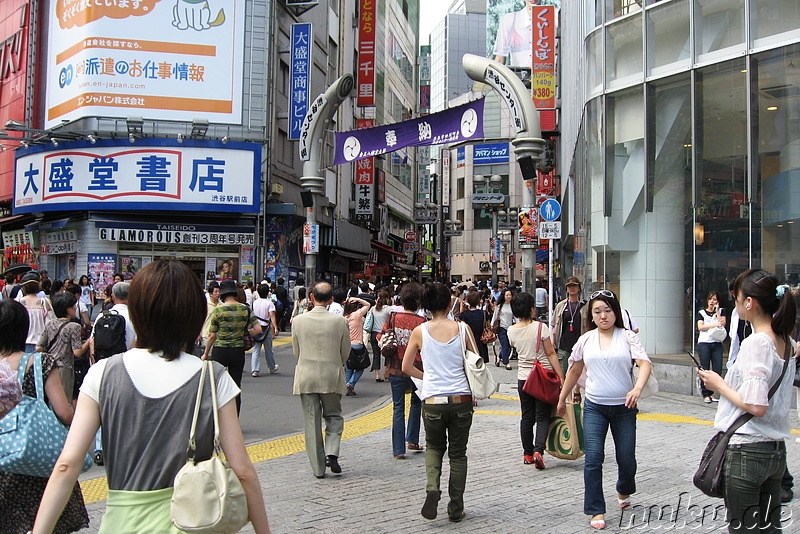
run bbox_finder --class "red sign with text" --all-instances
[532,6,556,110]
[357,0,376,106]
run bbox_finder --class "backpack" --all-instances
[93,310,127,360]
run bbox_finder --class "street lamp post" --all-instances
[443,219,463,281]
[473,174,503,286]
[497,208,518,285]
[414,201,438,283]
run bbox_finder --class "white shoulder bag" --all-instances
[459,322,498,400]
[171,361,249,534]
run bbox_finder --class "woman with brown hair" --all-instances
[34,260,270,534]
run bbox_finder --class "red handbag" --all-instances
[520,322,561,404]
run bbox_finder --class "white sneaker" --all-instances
[252,371,260,377]
[269,365,279,374]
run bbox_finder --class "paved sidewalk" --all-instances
[77,371,800,533]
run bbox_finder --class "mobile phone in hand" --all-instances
[688,351,705,370]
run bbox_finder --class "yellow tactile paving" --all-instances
[79,389,800,505]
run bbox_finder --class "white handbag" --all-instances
[632,362,659,399]
[171,361,249,534]
[458,322,498,400]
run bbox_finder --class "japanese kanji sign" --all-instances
[13,139,260,214]
[45,0,245,126]
[334,99,484,165]
[289,23,312,140]
[356,0,376,106]
[354,119,374,222]
[532,6,556,109]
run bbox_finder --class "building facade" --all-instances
[560,0,800,355]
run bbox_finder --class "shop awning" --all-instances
[395,262,418,272]
[333,249,370,261]
[0,214,29,227]
[371,240,404,257]
[24,216,75,232]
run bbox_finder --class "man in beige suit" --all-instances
[292,281,351,478]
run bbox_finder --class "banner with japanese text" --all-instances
[532,5,556,109]
[289,23,312,140]
[45,0,245,126]
[13,139,260,214]
[354,119,374,222]
[334,99,484,165]
[356,0,376,106]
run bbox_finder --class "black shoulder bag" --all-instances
[693,339,792,498]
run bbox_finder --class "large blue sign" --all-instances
[473,142,509,165]
[540,198,561,221]
[289,23,312,140]
[334,99,484,165]
[13,139,261,214]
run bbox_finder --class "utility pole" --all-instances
[297,74,354,284]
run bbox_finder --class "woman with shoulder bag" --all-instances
[34,261,271,534]
[459,290,490,363]
[250,285,279,377]
[556,290,652,531]
[697,291,727,404]
[0,300,87,534]
[369,290,393,382]
[402,283,477,523]
[698,269,797,534]
[19,274,52,353]
[382,282,426,459]
[343,296,371,396]
[508,292,562,469]
[491,289,515,370]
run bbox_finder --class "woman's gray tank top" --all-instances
[99,355,222,491]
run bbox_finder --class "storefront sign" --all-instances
[41,241,77,255]
[456,146,465,167]
[334,99,484,165]
[13,139,260,214]
[419,84,430,112]
[354,119,374,222]
[98,227,254,245]
[45,0,245,126]
[519,206,538,248]
[356,0,376,106]
[473,142,509,165]
[2,228,33,249]
[46,229,78,242]
[441,148,450,206]
[303,223,318,253]
[532,6,556,109]
[289,23,312,140]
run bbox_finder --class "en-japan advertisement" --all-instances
[45,0,245,127]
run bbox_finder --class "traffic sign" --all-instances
[405,230,417,242]
[539,221,561,239]
[540,199,561,221]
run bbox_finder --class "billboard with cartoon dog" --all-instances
[45,0,245,127]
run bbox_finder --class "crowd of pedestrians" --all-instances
[2,264,800,533]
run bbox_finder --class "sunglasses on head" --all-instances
[589,290,615,300]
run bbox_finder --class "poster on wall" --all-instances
[87,253,117,299]
[240,247,254,283]
[486,0,560,67]
[265,219,303,282]
[205,257,217,282]
[119,257,141,280]
[45,0,246,127]
[56,254,77,282]
[215,258,237,281]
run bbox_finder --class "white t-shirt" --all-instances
[569,328,650,406]
[327,302,344,316]
[81,348,240,407]
[252,298,275,326]
[535,287,548,307]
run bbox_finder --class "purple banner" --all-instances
[334,99,484,165]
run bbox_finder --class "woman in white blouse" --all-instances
[699,269,797,533]
[557,290,652,531]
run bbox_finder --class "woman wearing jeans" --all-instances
[491,289,515,370]
[343,296,371,396]
[380,282,425,459]
[403,283,476,523]
[696,291,726,403]
[557,290,652,530]
[699,269,796,533]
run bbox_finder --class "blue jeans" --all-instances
[345,344,365,388]
[389,375,421,455]
[498,327,511,365]
[723,441,786,533]
[583,399,638,516]
[697,342,723,397]
[250,329,275,373]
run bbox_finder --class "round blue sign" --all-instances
[540,199,561,221]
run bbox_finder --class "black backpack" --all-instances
[93,310,127,360]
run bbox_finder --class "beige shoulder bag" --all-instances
[171,361,249,533]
